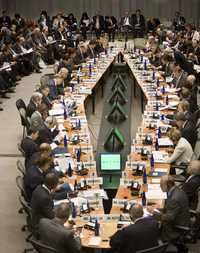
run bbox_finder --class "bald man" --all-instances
[110,204,159,253]
[182,160,200,208]
[160,175,190,242]
[185,75,198,113]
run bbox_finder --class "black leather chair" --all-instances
[29,238,58,253]
[16,99,30,138]
[16,175,29,204]
[136,243,168,253]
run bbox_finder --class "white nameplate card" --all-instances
[112,198,136,207]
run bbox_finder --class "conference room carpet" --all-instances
[0,44,200,252]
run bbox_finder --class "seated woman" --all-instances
[167,128,193,173]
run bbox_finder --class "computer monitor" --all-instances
[100,153,121,171]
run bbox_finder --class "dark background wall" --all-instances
[1,0,200,24]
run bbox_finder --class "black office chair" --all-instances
[16,160,26,177]
[16,175,29,204]
[18,196,33,235]
[29,238,58,253]
[18,143,25,157]
[16,99,30,138]
[136,243,168,253]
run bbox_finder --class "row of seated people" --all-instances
[0,9,106,111]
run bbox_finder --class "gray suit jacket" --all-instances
[162,186,190,241]
[30,111,44,131]
[39,218,81,253]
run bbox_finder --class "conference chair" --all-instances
[16,175,29,205]
[29,238,58,253]
[136,243,168,253]
[17,142,25,157]
[16,99,30,138]
[16,160,26,177]
[18,196,33,234]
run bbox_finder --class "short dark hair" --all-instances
[35,154,52,168]
[55,203,71,220]
[40,84,49,91]
[175,112,187,122]
[44,173,59,190]
[27,127,38,136]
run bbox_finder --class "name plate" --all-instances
[80,214,128,222]
[76,161,96,169]
[84,177,103,185]
[112,199,136,207]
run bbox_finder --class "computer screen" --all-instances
[100,153,121,171]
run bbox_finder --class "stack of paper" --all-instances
[146,184,167,200]
[152,151,169,163]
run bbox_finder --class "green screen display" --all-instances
[100,154,121,171]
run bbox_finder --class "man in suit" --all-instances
[30,103,48,131]
[39,84,52,109]
[105,16,117,42]
[20,128,39,169]
[26,92,42,119]
[182,160,200,208]
[159,175,190,250]
[86,39,97,59]
[24,154,52,200]
[184,75,198,113]
[175,112,197,150]
[73,42,87,65]
[110,204,159,253]
[38,116,59,145]
[173,11,186,31]
[120,11,133,41]
[31,173,58,231]
[132,9,145,38]
[92,12,104,39]
[0,10,11,28]
[39,203,81,253]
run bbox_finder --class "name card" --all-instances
[112,198,136,207]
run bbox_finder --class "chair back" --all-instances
[16,175,29,203]
[16,99,30,129]
[136,243,168,253]
[17,143,25,157]
[18,196,33,233]
[16,160,26,176]
[196,187,200,213]
[29,238,58,253]
[16,99,27,111]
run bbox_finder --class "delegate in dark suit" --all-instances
[110,217,159,253]
[24,165,45,201]
[26,100,37,118]
[182,175,200,208]
[31,184,55,229]
[38,123,59,144]
[21,136,39,168]
[39,218,81,253]
[161,186,190,241]
[181,120,197,150]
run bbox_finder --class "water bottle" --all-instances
[93,57,96,64]
[144,60,147,71]
[150,153,155,170]
[64,107,67,120]
[156,102,159,111]
[140,54,143,63]
[76,148,81,162]
[152,71,155,81]
[71,202,77,218]
[94,219,100,236]
[78,119,81,129]
[89,63,92,76]
[157,127,161,138]
[166,95,169,105]
[143,167,147,184]
[141,192,146,206]
[64,134,68,148]
[155,138,159,151]
[77,75,80,84]
[67,163,73,177]
[161,85,165,95]
[156,78,160,87]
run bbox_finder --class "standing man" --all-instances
[120,11,133,41]
[92,12,104,39]
[132,9,145,38]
